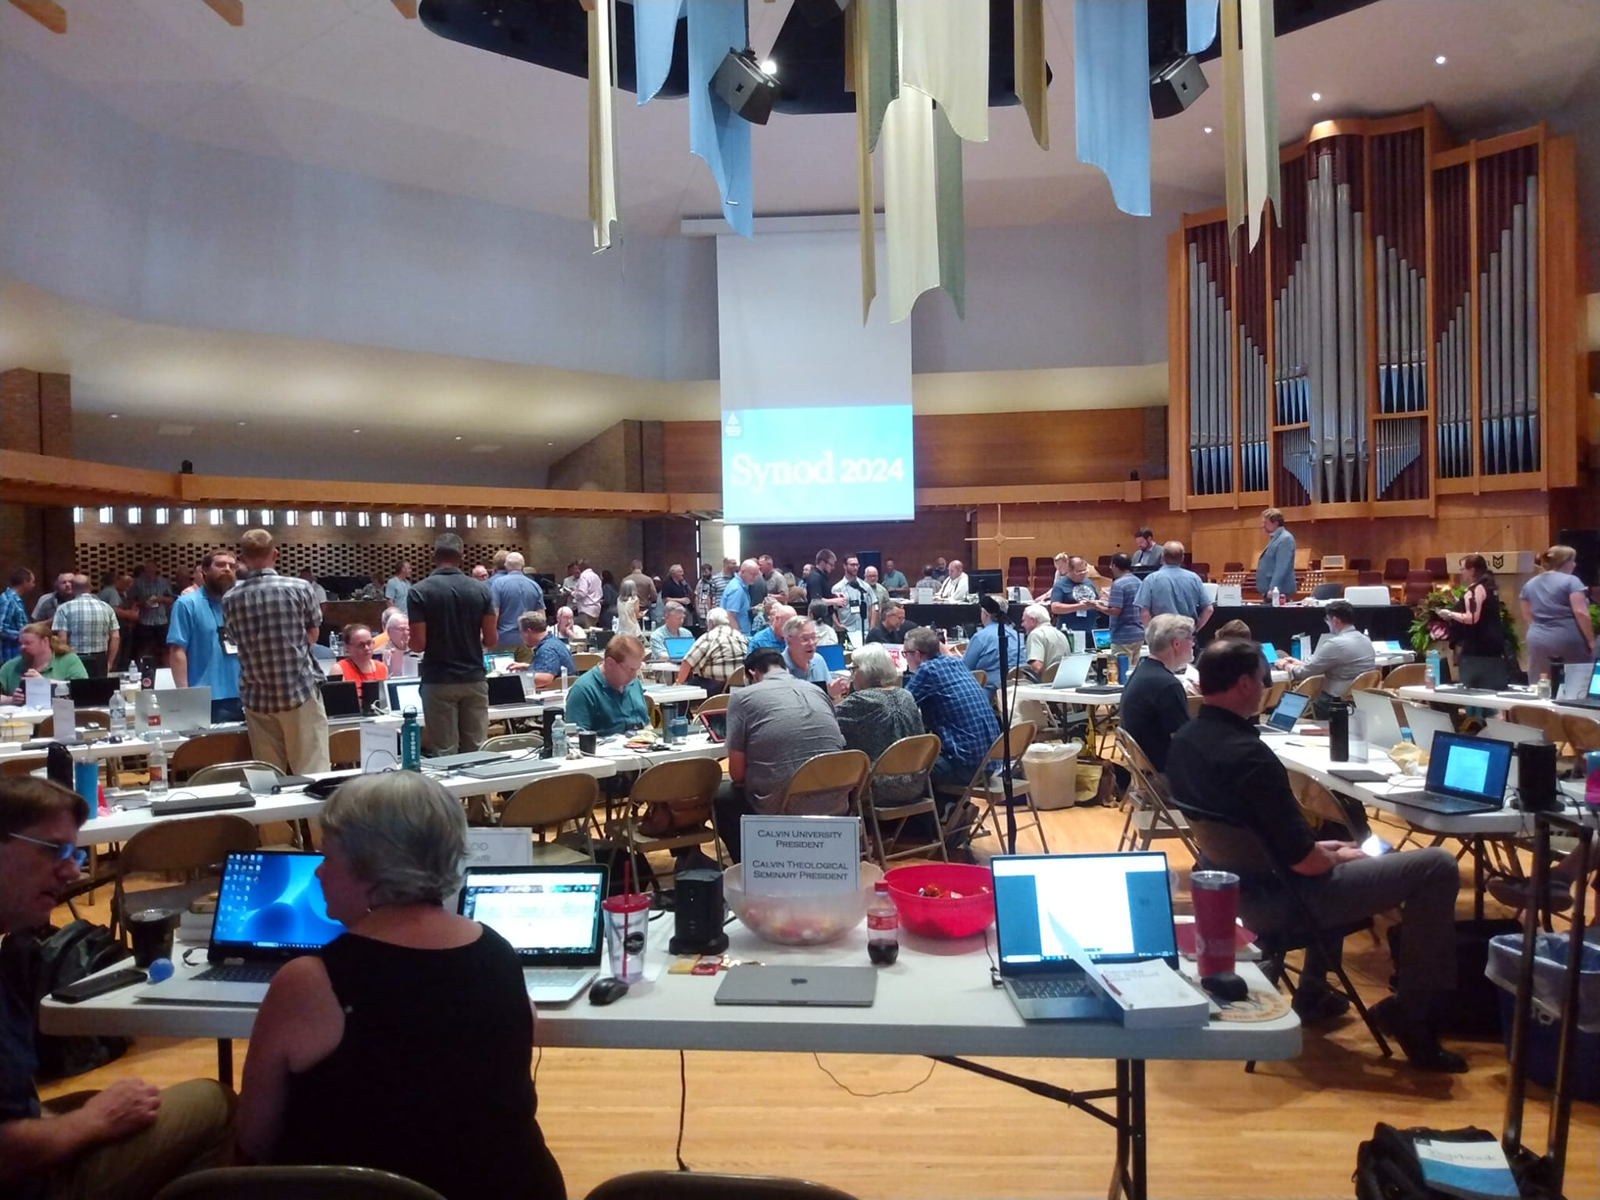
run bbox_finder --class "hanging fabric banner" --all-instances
[1013,0,1048,150]
[899,0,989,144]
[883,89,965,322]
[1241,0,1280,248]
[633,0,684,105]
[848,0,899,319]
[1220,0,1245,243]
[588,0,620,251]
[1186,0,1219,53]
[686,0,752,237]
[1072,0,1150,217]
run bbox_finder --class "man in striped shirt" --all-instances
[223,530,329,774]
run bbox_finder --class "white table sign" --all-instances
[1216,584,1243,606]
[360,720,401,772]
[462,827,534,869]
[51,695,77,742]
[741,815,861,897]
[24,677,51,711]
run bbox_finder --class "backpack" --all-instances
[1355,1123,1564,1200]
[0,921,131,1080]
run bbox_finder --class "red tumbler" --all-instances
[1189,870,1240,977]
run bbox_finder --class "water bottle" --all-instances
[1425,649,1440,689]
[550,718,567,760]
[329,630,343,658]
[1537,673,1551,700]
[1329,699,1350,762]
[866,881,899,966]
[400,707,421,771]
[562,720,577,758]
[108,690,126,737]
[1267,586,1279,607]
[147,738,168,794]
[145,692,162,739]
[1293,635,1310,662]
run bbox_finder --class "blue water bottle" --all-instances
[400,707,422,771]
[1425,649,1440,689]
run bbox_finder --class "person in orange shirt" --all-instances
[337,624,388,685]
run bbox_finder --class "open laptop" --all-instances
[485,653,514,674]
[1351,689,1404,749]
[1050,654,1095,690]
[1400,703,1456,755]
[663,634,696,663]
[1092,629,1112,650]
[816,643,847,673]
[1256,688,1311,736]
[991,852,1179,1021]
[67,677,119,707]
[486,674,525,706]
[387,678,423,714]
[457,865,606,1003]
[320,679,361,719]
[159,686,212,733]
[1390,731,1512,815]
[1258,641,1281,664]
[138,851,344,1005]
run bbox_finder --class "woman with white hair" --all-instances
[614,577,643,637]
[835,643,925,804]
[237,774,565,1199]
[554,605,587,650]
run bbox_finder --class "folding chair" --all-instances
[500,773,601,865]
[1382,662,1426,690]
[480,732,544,753]
[615,758,725,887]
[111,814,259,942]
[939,723,1049,853]
[1347,669,1383,694]
[724,666,748,690]
[187,760,281,788]
[859,735,947,867]
[1290,674,1326,703]
[1113,729,1198,858]
[695,693,730,716]
[573,652,602,672]
[776,750,870,817]
[167,732,254,783]
[585,1171,861,1200]
[328,728,362,769]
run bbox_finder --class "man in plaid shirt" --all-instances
[51,575,119,678]
[675,607,748,693]
[223,530,329,774]
[0,567,34,665]
[903,625,1000,850]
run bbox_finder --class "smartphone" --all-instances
[51,967,148,1004]
[1361,835,1392,857]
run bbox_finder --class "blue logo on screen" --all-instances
[721,405,914,524]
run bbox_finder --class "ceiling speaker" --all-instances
[1150,54,1207,119]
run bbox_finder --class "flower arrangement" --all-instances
[1408,583,1521,657]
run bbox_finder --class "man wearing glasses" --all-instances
[0,778,232,1198]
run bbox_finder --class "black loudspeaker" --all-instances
[1556,528,1600,586]
[1150,55,1208,118]
[1515,743,1561,812]
[712,50,778,125]
[669,868,729,955]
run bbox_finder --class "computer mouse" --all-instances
[1200,971,1250,1003]
[588,976,630,1006]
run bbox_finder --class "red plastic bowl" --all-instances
[884,863,996,938]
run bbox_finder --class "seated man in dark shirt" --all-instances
[1165,639,1465,1073]
[0,779,232,1199]
[865,600,909,645]
[1118,613,1194,773]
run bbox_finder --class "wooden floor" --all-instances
[39,803,1599,1200]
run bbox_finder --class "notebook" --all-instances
[991,852,1179,1021]
[137,851,344,1005]
[1390,732,1511,815]
[458,865,607,1003]
[664,635,696,662]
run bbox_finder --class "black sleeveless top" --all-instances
[1450,578,1507,659]
[274,926,564,1200]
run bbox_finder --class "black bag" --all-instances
[0,921,131,1080]
[1355,1123,1564,1200]
[1387,918,1521,1039]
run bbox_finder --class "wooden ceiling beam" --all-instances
[202,0,243,26]
[7,0,66,34]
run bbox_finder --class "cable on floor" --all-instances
[676,1050,690,1171]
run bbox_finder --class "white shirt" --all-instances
[936,572,971,602]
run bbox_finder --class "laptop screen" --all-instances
[486,675,525,706]
[211,852,344,959]
[991,853,1177,968]
[1259,641,1279,663]
[67,677,120,707]
[1588,667,1600,699]
[817,643,846,672]
[320,680,361,717]
[459,866,606,964]
[665,635,696,662]
[1052,654,1094,689]
[388,679,423,714]
[1424,733,1512,802]
[1265,689,1311,731]
[1092,629,1112,649]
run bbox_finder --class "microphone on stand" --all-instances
[980,593,1019,855]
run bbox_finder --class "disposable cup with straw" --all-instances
[602,860,651,984]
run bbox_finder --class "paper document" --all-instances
[1044,912,1207,1029]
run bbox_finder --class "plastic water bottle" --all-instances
[867,881,899,966]
[400,707,421,771]
[562,720,577,759]
[108,691,126,737]
[147,738,168,794]
[145,692,162,739]
[1537,673,1551,700]
[550,719,567,760]
[1267,586,1279,607]
[329,630,343,658]
[1425,650,1440,689]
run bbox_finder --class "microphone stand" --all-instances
[983,594,1018,855]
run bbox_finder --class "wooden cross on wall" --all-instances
[965,505,1036,560]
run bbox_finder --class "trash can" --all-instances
[1023,741,1083,811]
[1486,929,1600,1100]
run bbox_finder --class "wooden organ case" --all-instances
[1167,108,1583,517]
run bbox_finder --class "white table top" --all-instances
[78,785,327,846]
[1395,684,1600,721]
[41,917,1300,1062]
[0,706,50,726]
[1014,684,1124,708]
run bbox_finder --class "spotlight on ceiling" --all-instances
[712,48,779,125]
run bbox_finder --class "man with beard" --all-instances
[167,550,244,724]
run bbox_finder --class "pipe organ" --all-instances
[1168,108,1581,518]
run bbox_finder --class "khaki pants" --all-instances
[244,691,331,775]
[1109,642,1143,666]
[44,1079,234,1200]
[422,680,489,756]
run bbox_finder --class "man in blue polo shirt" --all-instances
[167,550,243,723]
[563,634,649,735]
[1135,541,1213,631]
[962,607,1023,695]
[720,559,760,635]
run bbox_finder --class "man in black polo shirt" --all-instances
[805,548,844,613]
[1166,638,1465,1072]
[408,533,496,755]
[865,600,908,645]
[1118,613,1193,773]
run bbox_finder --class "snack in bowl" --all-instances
[723,862,884,946]
[885,863,997,938]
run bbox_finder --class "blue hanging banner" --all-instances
[687,0,752,237]
[1073,0,1150,218]
[1186,0,1219,53]
[633,0,684,104]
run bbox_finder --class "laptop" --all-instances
[457,865,606,1003]
[1375,639,1403,654]
[817,643,847,673]
[664,635,696,663]
[159,686,212,732]
[990,852,1179,1021]
[1390,731,1512,815]
[699,710,728,742]
[1092,629,1112,650]
[423,749,509,771]
[388,679,423,714]
[486,674,525,706]
[1050,654,1095,690]
[715,965,878,1008]
[67,677,119,707]
[1256,689,1311,735]
[1401,703,1455,755]
[320,680,361,718]
[1351,689,1404,749]
[1557,662,1596,703]
[137,851,344,1005]
[485,653,514,674]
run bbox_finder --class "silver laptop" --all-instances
[1050,654,1094,690]
[991,852,1179,1021]
[137,851,344,1005]
[159,686,212,733]
[458,865,606,1004]
[1400,703,1455,755]
[714,965,878,1008]
[1352,689,1404,749]
[387,678,423,714]
[1256,688,1311,736]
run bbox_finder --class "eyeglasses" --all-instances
[6,832,88,868]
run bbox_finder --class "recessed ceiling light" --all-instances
[107,413,119,419]
[1203,126,1213,134]
[1434,55,1447,65]
[547,441,555,447]
[760,58,777,76]
[1311,91,1322,102]
[237,421,247,427]
[352,428,361,434]
[454,435,463,440]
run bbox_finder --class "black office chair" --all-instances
[1179,811,1392,1070]
[156,1167,446,1199]
[1310,582,1342,601]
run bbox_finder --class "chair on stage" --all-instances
[1006,556,1030,588]
[1424,556,1450,582]
[1357,570,1385,588]
[1383,558,1412,585]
